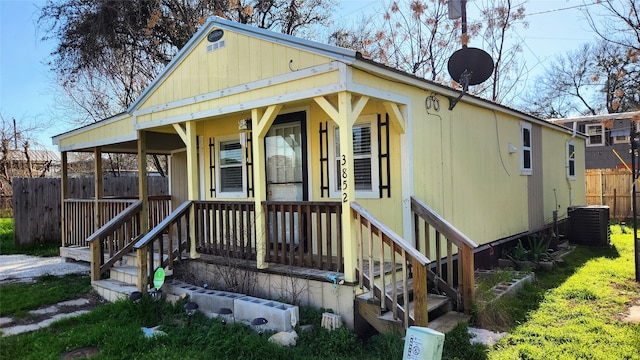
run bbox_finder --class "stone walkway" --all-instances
[0,254,98,337]
[1,298,94,337]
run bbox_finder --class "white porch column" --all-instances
[252,105,282,269]
[137,131,149,234]
[185,121,200,258]
[314,92,368,283]
[93,147,103,232]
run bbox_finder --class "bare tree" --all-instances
[474,0,527,103]
[522,39,639,118]
[585,0,640,53]
[364,0,467,81]
[0,113,56,197]
[523,44,601,118]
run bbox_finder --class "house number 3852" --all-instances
[341,155,348,202]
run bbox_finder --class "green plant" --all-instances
[503,235,552,264]
[504,239,529,262]
[526,235,551,263]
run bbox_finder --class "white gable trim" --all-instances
[128,17,357,115]
[134,83,347,130]
[133,62,340,117]
[56,134,137,152]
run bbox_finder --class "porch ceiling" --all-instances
[72,131,184,155]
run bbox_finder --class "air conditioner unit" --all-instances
[568,206,610,246]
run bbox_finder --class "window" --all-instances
[330,115,379,198]
[586,124,604,146]
[520,122,532,175]
[216,136,246,197]
[567,141,576,179]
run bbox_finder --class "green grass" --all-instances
[0,294,407,360]
[0,274,91,318]
[0,218,60,257]
[1,226,639,359]
[488,228,640,359]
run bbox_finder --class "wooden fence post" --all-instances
[461,246,475,313]
[412,258,428,327]
[137,246,148,292]
[89,240,101,281]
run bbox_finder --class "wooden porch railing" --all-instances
[193,201,256,258]
[87,201,143,281]
[134,201,192,291]
[352,201,431,328]
[63,196,171,247]
[411,196,478,312]
[263,201,343,271]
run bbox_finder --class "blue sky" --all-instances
[1,0,602,151]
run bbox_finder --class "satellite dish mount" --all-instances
[446,0,494,110]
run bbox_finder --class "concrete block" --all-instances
[234,296,299,332]
[191,289,245,315]
[164,279,203,299]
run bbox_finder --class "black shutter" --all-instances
[209,137,215,197]
[378,114,391,198]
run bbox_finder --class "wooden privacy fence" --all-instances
[12,176,168,246]
[586,169,640,219]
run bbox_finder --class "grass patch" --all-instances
[0,274,91,318]
[488,228,640,359]
[0,296,407,360]
[0,218,59,257]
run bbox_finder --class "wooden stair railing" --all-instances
[410,196,478,312]
[351,202,431,329]
[133,201,192,291]
[87,200,143,281]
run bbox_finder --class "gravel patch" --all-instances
[0,255,90,283]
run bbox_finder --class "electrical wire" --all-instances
[493,110,511,176]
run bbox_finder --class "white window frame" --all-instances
[520,122,532,175]
[215,134,246,198]
[585,123,604,147]
[567,140,576,180]
[328,114,380,199]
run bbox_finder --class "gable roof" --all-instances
[127,16,359,113]
[56,16,578,143]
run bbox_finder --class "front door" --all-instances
[265,111,307,246]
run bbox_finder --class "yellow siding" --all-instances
[136,71,340,126]
[541,127,587,215]
[351,69,554,245]
[136,31,333,114]
[56,116,134,150]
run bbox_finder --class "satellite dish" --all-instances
[446,47,494,110]
[447,47,494,86]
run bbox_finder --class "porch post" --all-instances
[93,147,103,231]
[60,151,68,247]
[185,121,200,258]
[314,92,368,283]
[336,92,358,283]
[252,105,282,269]
[137,131,149,234]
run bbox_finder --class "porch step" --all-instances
[92,279,138,302]
[356,293,452,335]
[427,311,472,334]
[110,265,138,285]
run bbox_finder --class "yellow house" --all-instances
[53,17,586,334]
